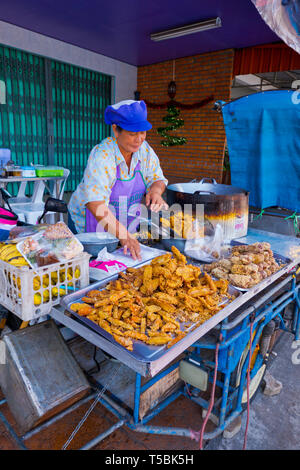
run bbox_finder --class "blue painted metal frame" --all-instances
[80,275,300,444]
[182,276,300,439]
[1,276,299,448]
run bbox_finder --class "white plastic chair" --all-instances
[8,169,70,225]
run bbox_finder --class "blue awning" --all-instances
[221,90,300,212]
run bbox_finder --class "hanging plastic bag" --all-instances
[184,222,225,262]
[251,0,300,54]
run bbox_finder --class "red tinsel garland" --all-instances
[143,95,214,110]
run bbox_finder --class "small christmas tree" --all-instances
[157,104,187,147]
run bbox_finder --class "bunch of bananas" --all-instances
[2,246,82,306]
[33,287,69,306]
[0,242,29,267]
[33,267,81,305]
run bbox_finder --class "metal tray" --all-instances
[225,241,293,292]
[60,261,242,363]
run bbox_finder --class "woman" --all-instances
[68,100,168,260]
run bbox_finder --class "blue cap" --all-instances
[104,100,152,132]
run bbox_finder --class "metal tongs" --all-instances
[132,210,179,240]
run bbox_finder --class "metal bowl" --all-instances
[75,232,119,257]
[160,237,186,254]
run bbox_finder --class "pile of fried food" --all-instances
[70,246,233,351]
[203,242,282,289]
[160,212,203,239]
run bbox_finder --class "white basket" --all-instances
[0,252,90,321]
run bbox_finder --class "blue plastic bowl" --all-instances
[75,232,119,257]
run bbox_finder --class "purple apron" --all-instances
[85,161,147,233]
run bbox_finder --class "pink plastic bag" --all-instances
[89,259,127,273]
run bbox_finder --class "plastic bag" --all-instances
[89,247,127,275]
[251,0,300,54]
[17,222,84,269]
[9,223,48,240]
[184,223,225,262]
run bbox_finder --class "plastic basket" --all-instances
[35,167,64,177]
[0,252,90,321]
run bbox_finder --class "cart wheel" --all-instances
[232,342,267,408]
[240,363,266,406]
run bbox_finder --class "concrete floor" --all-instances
[0,330,299,451]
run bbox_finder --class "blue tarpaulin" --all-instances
[221,90,300,212]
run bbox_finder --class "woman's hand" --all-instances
[86,201,141,260]
[119,232,142,261]
[145,186,169,213]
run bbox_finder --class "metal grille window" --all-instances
[50,60,111,192]
[0,44,112,194]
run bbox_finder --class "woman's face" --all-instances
[112,125,146,154]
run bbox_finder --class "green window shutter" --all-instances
[0,45,48,195]
[51,60,111,192]
[0,44,112,196]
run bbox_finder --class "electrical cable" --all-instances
[243,315,255,450]
[199,334,221,450]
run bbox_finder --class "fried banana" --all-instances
[187,287,212,297]
[167,332,186,349]
[98,319,112,333]
[86,289,103,298]
[203,272,217,292]
[161,322,177,333]
[113,334,133,351]
[145,305,161,314]
[171,245,186,264]
[106,317,134,330]
[151,253,172,265]
[70,303,94,316]
[80,296,98,304]
[123,330,148,342]
[147,335,172,345]
[153,292,179,305]
[152,299,176,313]
[143,265,153,283]
[140,317,146,334]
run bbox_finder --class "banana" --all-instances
[0,242,29,267]
[12,275,21,289]
[2,250,20,261]
[6,253,22,262]
[34,290,50,306]
[9,257,29,267]
[52,287,67,297]
[33,277,41,290]
[74,268,81,278]
[0,243,7,254]
[43,290,50,301]
[0,244,10,257]
[34,293,42,306]
[42,274,50,287]
[1,244,19,261]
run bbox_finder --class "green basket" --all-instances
[35,168,64,177]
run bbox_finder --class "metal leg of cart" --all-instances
[87,368,194,441]
[77,275,300,444]
[1,279,299,449]
[181,277,300,441]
